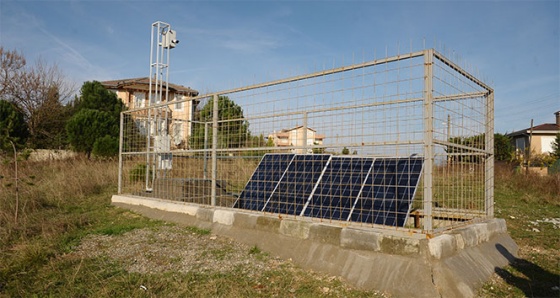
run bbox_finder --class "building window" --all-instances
[175,95,184,111]
[173,121,183,145]
[516,138,526,151]
[134,92,145,108]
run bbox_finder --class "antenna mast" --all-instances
[146,21,179,191]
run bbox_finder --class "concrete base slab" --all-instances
[112,195,518,297]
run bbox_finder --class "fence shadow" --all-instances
[495,244,559,297]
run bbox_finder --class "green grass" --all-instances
[477,163,560,297]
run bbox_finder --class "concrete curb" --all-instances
[111,194,518,297]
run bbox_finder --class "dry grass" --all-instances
[0,156,558,297]
[0,155,379,298]
[494,161,560,205]
[0,156,117,247]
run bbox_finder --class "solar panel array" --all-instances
[233,153,423,227]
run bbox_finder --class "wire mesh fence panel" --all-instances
[118,49,493,234]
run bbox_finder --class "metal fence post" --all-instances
[485,91,495,217]
[423,49,434,233]
[204,122,209,179]
[303,112,308,154]
[211,94,219,206]
[118,112,124,194]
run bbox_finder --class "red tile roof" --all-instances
[508,123,560,137]
[100,77,199,96]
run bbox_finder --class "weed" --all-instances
[184,226,211,235]
[248,245,261,255]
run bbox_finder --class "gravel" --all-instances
[70,225,289,275]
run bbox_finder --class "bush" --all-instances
[129,163,149,183]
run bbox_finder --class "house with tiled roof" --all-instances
[268,126,325,154]
[507,111,560,156]
[100,77,199,149]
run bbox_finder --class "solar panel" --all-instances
[302,156,374,221]
[233,153,295,211]
[350,157,423,227]
[262,154,331,215]
[234,154,423,228]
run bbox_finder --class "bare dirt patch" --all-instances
[66,224,385,297]
[70,225,273,275]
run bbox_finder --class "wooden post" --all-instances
[526,119,533,175]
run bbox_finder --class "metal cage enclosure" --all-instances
[117,49,494,234]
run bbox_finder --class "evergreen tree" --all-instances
[66,81,124,157]
[73,81,124,117]
[0,100,29,152]
[551,133,560,159]
[494,133,514,161]
[190,96,249,149]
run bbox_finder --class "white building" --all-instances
[268,126,325,154]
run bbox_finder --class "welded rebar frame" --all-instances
[118,49,494,234]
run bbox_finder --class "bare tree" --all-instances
[1,47,75,148]
[0,47,26,97]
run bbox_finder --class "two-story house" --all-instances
[268,126,325,154]
[100,77,199,149]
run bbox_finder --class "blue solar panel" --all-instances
[234,154,423,228]
[233,153,295,211]
[350,157,423,227]
[262,154,331,215]
[302,157,374,221]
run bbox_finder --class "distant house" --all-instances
[507,111,560,156]
[268,126,325,154]
[100,77,199,149]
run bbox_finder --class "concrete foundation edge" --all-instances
[111,195,518,297]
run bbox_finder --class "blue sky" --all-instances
[1,0,558,133]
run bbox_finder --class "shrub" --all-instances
[129,163,149,183]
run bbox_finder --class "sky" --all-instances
[0,0,558,133]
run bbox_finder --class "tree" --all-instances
[0,100,29,152]
[341,147,350,155]
[66,109,119,158]
[551,133,560,159]
[494,133,513,161]
[73,81,123,118]
[447,134,485,163]
[190,96,249,149]
[30,86,74,149]
[66,81,124,157]
[0,47,26,97]
[1,48,74,149]
[92,135,119,158]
